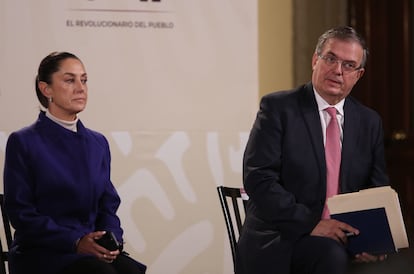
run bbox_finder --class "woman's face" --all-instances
[41,58,88,121]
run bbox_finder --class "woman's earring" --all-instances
[49,97,53,103]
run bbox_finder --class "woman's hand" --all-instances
[76,231,120,263]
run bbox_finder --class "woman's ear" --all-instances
[38,81,51,98]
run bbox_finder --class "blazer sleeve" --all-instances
[3,132,82,252]
[367,111,389,187]
[94,135,124,243]
[243,94,320,237]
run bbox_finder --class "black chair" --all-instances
[0,194,12,274]
[217,186,248,271]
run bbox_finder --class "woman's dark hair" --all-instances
[35,52,81,108]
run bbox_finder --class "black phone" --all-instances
[95,231,120,251]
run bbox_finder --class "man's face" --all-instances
[311,38,365,105]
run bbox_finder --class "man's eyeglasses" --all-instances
[318,54,362,73]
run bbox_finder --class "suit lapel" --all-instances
[299,84,326,178]
[340,98,360,192]
[298,87,362,193]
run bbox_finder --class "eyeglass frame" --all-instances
[318,54,363,73]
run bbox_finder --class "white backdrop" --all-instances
[0,1,258,273]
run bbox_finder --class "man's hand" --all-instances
[354,252,387,263]
[76,231,120,263]
[311,219,359,244]
[311,220,387,263]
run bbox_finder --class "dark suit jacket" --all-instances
[236,83,389,274]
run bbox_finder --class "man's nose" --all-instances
[332,60,344,74]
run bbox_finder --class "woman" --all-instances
[3,52,146,274]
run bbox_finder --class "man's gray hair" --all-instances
[315,26,368,68]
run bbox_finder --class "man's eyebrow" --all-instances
[326,51,357,63]
[325,51,338,58]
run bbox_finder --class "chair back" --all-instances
[216,186,248,271]
[0,194,12,274]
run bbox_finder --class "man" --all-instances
[237,26,388,274]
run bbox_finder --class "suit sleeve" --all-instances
[243,96,319,238]
[369,116,389,186]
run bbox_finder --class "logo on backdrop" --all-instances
[66,0,174,29]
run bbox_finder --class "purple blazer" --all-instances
[3,112,143,274]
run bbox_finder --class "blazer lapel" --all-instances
[340,97,361,192]
[299,84,326,179]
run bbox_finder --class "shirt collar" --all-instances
[313,88,345,116]
[45,109,79,132]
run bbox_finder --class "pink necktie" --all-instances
[322,107,341,219]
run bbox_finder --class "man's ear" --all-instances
[311,53,318,70]
[38,81,51,97]
[357,68,365,79]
